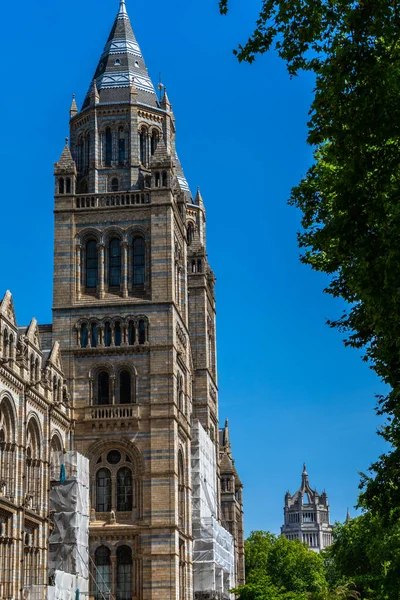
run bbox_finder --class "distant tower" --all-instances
[281,464,333,552]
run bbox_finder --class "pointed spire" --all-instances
[82,1,158,109]
[223,419,231,451]
[70,94,78,118]
[55,138,76,173]
[195,186,203,206]
[90,79,100,105]
[161,87,172,111]
[346,508,351,522]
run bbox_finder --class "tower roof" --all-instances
[82,0,158,110]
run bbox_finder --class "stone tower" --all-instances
[51,2,243,599]
[281,465,333,552]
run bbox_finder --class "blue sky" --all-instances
[0,0,387,535]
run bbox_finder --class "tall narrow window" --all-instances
[119,371,131,404]
[151,130,159,155]
[66,178,71,194]
[109,239,121,287]
[86,240,98,289]
[97,371,110,405]
[96,470,111,512]
[118,127,126,165]
[85,133,91,169]
[95,546,111,599]
[138,320,146,345]
[178,452,185,528]
[115,322,121,347]
[133,237,145,285]
[116,546,132,600]
[187,223,194,246]
[105,128,112,166]
[104,322,111,347]
[117,469,133,511]
[91,323,98,348]
[111,178,119,192]
[128,321,135,345]
[140,129,147,165]
[59,178,64,194]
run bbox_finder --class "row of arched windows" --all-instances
[94,369,135,405]
[139,127,159,166]
[83,237,145,290]
[1,328,15,361]
[79,317,148,349]
[94,545,133,600]
[58,177,72,195]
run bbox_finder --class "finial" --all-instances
[118,0,127,16]
[65,137,69,146]
[303,463,307,473]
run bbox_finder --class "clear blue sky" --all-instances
[0,0,387,535]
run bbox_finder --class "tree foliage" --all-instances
[327,514,400,599]
[219,0,400,518]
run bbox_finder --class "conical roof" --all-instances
[82,0,158,109]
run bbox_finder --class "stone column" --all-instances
[98,243,105,299]
[76,244,82,299]
[121,241,129,298]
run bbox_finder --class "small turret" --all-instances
[54,138,77,196]
[70,94,78,118]
[90,79,100,106]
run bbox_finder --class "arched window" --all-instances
[115,322,121,347]
[97,371,110,405]
[59,178,64,194]
[111,178,119,192]
[133,237,145,285]
[104,322,111,347]
[95,546,111,599]
[138,319,146,345]
[117,468,133,511]
[118,127,126,165]
[178,452,185,528]
[81,323,88,348]
[85,133,91,169]
[86,240,98,289]
[139,129,147,165]
[187,223,194,246]
[105,128,112,166]
[162,171,167,187]
[116,546,132,600]
[3,329,8,357]
[66,178,71,194]
[109,239,121,287]
[151,130,159,155]
[119,371,131,404]
[96,469,111,512]
[155,172,160,187]
[91,323,98,348]
[50,435,62,479]
[177,375,184,413]
[128,321,135,345]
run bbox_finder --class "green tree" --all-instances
[219,0,400,519]
[326,513,400,600]
[234,531,326,599]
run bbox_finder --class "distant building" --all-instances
[281,464,333,552]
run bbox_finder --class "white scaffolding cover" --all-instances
[48,452,90,600]
[192,421,235,599]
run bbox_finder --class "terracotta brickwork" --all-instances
[0,292,71,600]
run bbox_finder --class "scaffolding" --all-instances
[192,421,235,600]
[47,452,90,600]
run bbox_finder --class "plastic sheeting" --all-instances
[192,421,235,599]
[48,452,90,599]
[48,571,89,600]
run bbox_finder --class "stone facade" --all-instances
[0,291,71,599]
[49,2,245,600]
[281,465,333,552]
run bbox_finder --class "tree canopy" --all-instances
[219,0,400,519]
